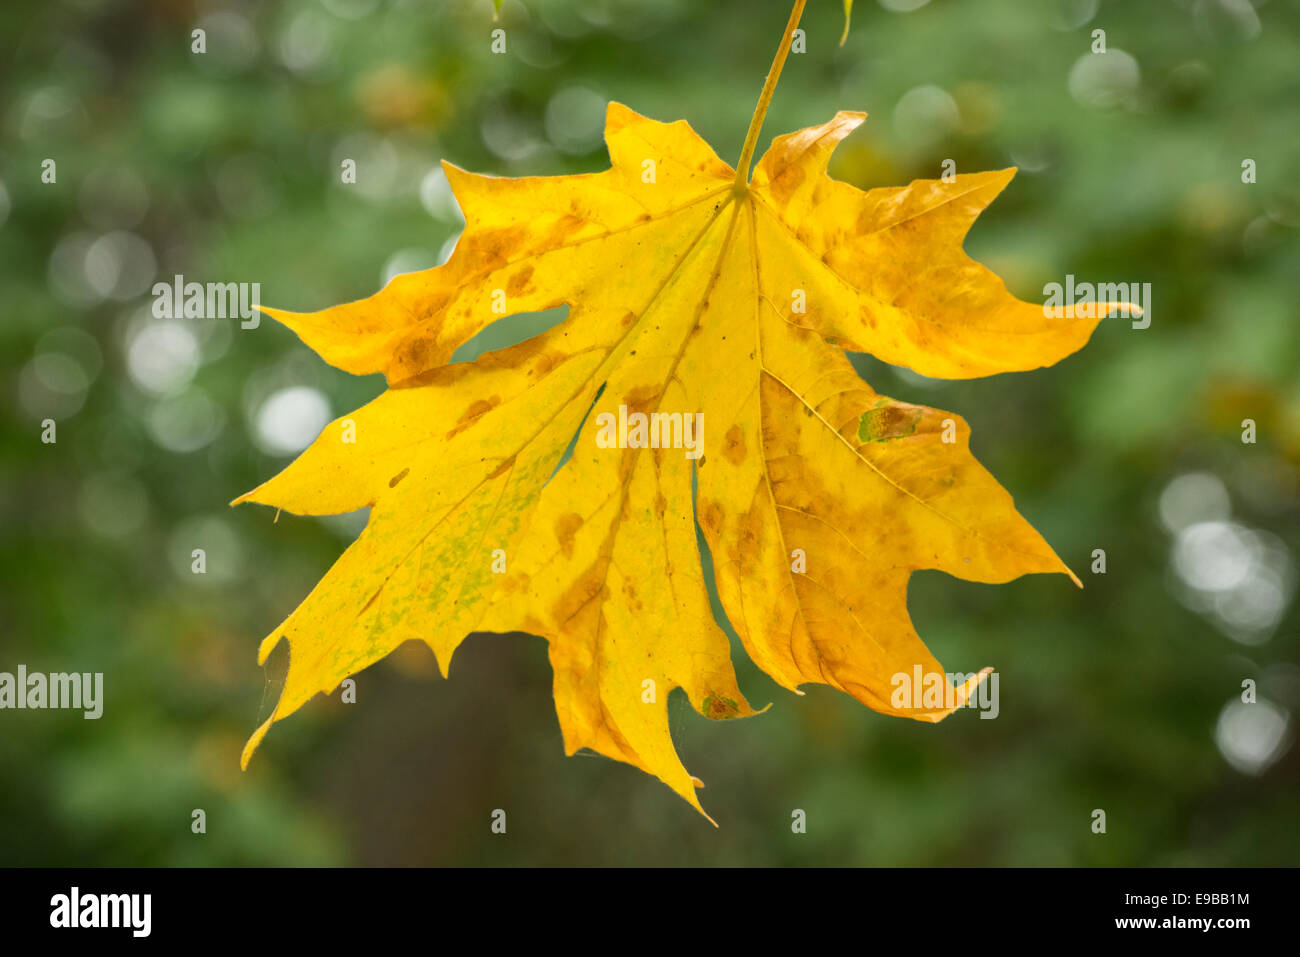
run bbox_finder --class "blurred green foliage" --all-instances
[1,0,1297,866]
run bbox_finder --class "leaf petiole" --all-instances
[733,0,807,191]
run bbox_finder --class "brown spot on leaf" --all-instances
[395,335,434,376]
[552,563,605,629]
[506,263,535,296]
[476,224,529,269]
[555,512,584,559]
[388,468,410,488]
[766,160,806,206]
[702,693,740,719]
[446,394,502,439]
[623,383,660,413]
[857,403,923,443]
[698,499,723,534]
[723,425,747,464]
[622,577,642,611]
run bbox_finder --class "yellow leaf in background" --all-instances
[236,0,1112,819]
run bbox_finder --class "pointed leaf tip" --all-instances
[241,716,273,770]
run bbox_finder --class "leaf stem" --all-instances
[734,0,807,190]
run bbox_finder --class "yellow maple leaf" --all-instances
[235,0,1113,821]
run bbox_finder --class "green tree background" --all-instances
[1,0,1297,865]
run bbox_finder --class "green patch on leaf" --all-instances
[857,405,923,443]
[703,694,741,719]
